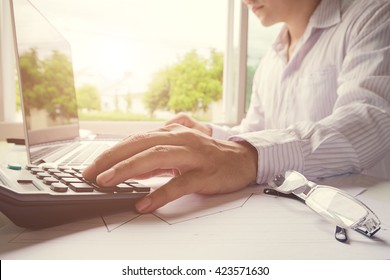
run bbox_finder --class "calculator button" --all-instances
[93,185,116,193]
[116,183,134,192]
[73,173,84,179]
[25,164,38,170]
[61,177,83,184]
[47,168,61,175]
[53,172,74,179]
[7,163,22,170]
[17,179,33,184]
[50,183,68,193]
[30,167,44,174]
[69,183,94,192]
[36,172,51,179]
[43,177,59,185]
[41,164,56,171]
[58,166,71,171]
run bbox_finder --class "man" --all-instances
[83,0,390,213]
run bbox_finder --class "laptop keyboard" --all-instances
[60,142,110,166]
[30,142,114,167]
[25,164,150,194]
[30,145,62,163]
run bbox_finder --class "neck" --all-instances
[284,0,321,60]
[286,0,321,45]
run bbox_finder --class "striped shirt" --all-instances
[211,0,390,183]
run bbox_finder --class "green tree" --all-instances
[76,84,101,111]
[41,50,78,120]
[208,48,224,90]
[15,71,21,111]
[143,49,223,116]
[143,68,170,117]
[18,48,78,122]
[18,48,43,117]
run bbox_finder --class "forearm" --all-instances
[230,101,390,184]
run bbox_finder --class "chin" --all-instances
[258,16,279,27]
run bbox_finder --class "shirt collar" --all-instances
[272,26,290,63]
[272,0,342,61]
[308,0,342,30]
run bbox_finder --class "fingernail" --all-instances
[136,197,152,213]
[97,169,115,185]
[82,163,95,178]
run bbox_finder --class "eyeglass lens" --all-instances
[306,187,368,228]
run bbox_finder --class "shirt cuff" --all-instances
[208,124,232,140]
[229,130,305,185]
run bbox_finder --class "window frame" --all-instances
[222,0,248,126]
[0,0,17,122]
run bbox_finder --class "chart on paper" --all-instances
[1,178,390,259]
[4,185,263,242]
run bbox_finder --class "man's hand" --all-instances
[82,124,258,213]
[165,113,212,136]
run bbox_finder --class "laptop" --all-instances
[0,0,150,228]
[12,0,121,167]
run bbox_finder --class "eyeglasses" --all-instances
[266,171,381,238]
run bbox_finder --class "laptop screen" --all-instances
[11,0,80,146]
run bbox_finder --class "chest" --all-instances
[257,29,346,129]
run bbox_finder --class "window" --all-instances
[1,0,282,138]
[245,9,282,111]
[9,0,232,124]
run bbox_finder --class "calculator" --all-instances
[0,163,150,228]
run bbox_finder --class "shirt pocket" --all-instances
[298,65,338,121]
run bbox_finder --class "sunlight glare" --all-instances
[98,40,132,81]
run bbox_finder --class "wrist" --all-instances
[203,124,212,136]
[235,140,258,185]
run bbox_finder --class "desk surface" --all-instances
[0,142,389,260]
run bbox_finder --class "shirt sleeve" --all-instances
[216,2,390,184]
[209,63,267,140]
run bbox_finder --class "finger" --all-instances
[132,169,180,180]
[165,113,191,126]
[165,113,187,125]
[135,172,199,213]
[95,145,198,186]
[83,130,187,181]
[165,115,211,136]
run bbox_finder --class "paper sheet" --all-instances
[1,181,390,260]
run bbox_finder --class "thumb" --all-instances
[135,174,195,213]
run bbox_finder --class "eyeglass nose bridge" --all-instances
[270,171,316,201]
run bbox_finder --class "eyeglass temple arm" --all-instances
[264,187,348,242]
[263,188,304,203]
